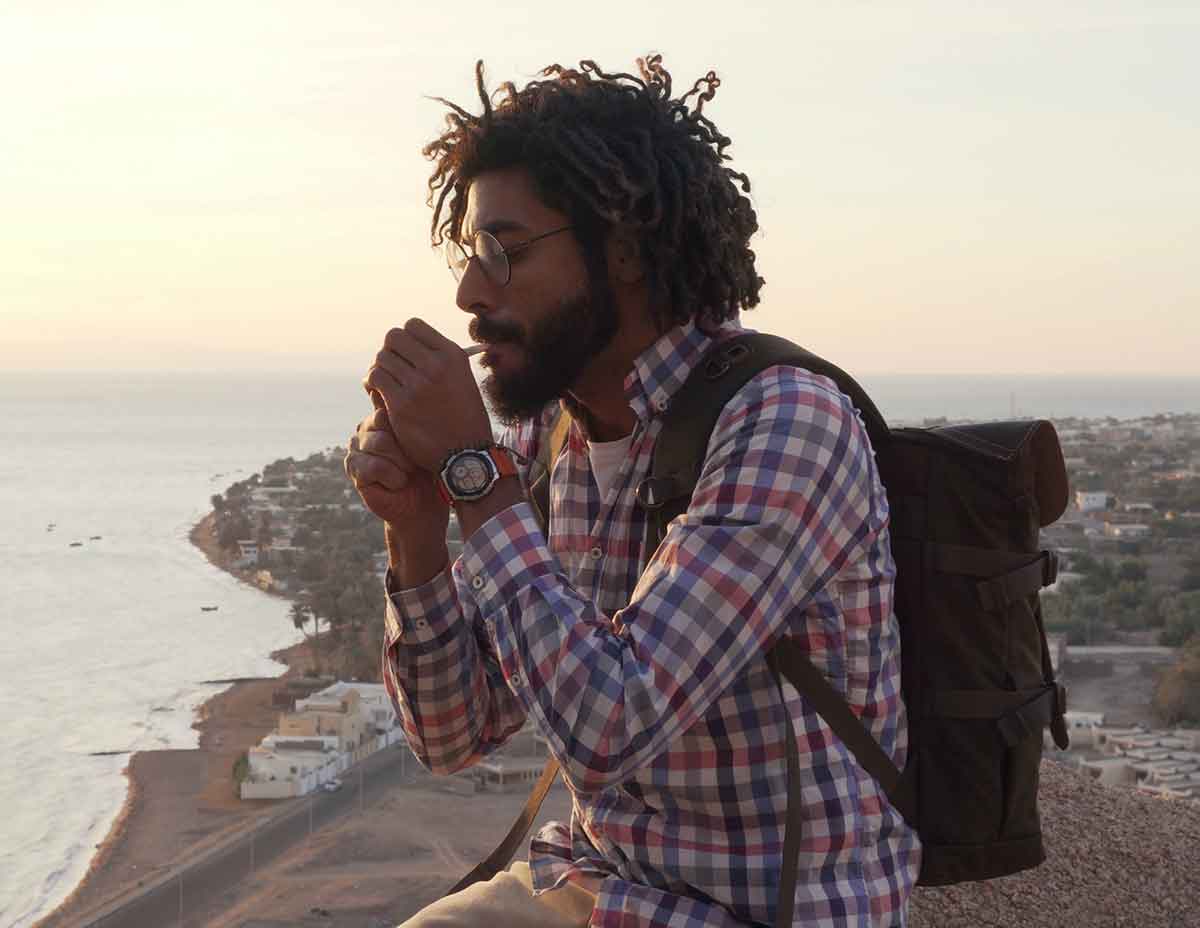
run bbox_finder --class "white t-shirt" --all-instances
[588,434,634,501]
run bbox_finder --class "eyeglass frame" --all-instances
[445,225,574,287]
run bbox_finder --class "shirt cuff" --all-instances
[454,501,556,615]
[383,565,458,649]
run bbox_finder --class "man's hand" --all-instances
[361,319,493,474]
[344,405,449,529]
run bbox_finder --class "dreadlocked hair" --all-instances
[423,55,763,333]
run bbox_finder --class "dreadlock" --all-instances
[423,55,764,333]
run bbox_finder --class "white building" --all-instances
[246,733,338,785]
[1045,710,1105,749]
[234,539,259,568]
[1075,491,1110,513]
[251,485,299,503]
[1103,522,1151,539]
[297,681,398,735]
[241,680,402,801]
[1043,572,1085,596]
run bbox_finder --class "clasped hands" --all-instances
[345,319,492,526]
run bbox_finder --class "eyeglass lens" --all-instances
[445,230,508,284]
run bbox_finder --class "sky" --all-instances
[2,1,1198,376]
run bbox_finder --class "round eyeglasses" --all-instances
[445,225,573,286]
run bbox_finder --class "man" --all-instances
[345,56,920,928]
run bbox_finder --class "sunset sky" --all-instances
[3,1,1198,376]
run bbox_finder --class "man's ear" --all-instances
[607,233,645,285]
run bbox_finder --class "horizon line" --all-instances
[5,367,1200,381]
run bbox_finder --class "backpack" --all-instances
[447,332,1072,926]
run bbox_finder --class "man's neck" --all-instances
[567,320,664,442]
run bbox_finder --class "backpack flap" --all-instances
[925,420,1069,526]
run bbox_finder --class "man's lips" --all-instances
[477,340,521,356]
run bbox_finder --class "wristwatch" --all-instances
[437,445,519,505]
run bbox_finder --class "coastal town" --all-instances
[204,411,1200,797]
[206,411,1200,719]
[40,411,1200,928]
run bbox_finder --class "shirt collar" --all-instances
[556,318,744,440]
[624,318,743,423]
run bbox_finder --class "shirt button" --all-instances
[654,396,670,412]
[589,546,603,561]
[471,575,485,590]
[510,672,523,687]
[414,618,429,630]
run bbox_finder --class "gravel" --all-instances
[910,758,1200,927]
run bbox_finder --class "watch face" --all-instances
[445,451,494,499]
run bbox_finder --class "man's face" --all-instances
[455,168,618,426]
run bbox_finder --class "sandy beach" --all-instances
[33,515,320,928]
[35,634,322,928]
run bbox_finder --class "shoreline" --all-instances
[34,511,311,928]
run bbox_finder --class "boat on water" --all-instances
[200,605,219,612]
[69,541,83,548]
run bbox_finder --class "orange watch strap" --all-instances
[489,446,518,478]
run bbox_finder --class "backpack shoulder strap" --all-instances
[528,405,572,534]
[640,331,889,546]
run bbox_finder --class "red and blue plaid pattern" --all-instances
[384,321,920,926]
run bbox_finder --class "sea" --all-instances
[2,368,1199,928]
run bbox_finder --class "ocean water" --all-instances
[0,372,368,928]
[1,367,1198,928]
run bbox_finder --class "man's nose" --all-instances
[455,256,495,314]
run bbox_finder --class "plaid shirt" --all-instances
[384,321,920,927]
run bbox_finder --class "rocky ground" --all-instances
[909,759,1200,927]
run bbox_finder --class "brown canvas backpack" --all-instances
[448,332,1072,927]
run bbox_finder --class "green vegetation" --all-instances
[1153,635,1200,726]
[209,449,392,683]
[232,750,250,784]
[1159,591,1200,648]
[1041,556,1162,645]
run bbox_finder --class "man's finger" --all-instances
[366,406,391,430]
[402,317,456,353]
[360,429,407,458]
[363,364,403,405]
[347,451,409,491]
[382,327,439,369]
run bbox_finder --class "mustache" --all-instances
[468,317,523,346]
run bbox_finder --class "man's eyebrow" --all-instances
[466,219,531,238]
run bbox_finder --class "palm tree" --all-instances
[289,600,322,675]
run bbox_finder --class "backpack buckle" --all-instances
[1042,550,1059,586]
[635,476,678,510]
[705,342,751,381]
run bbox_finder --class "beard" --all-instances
[470,281,619,428]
